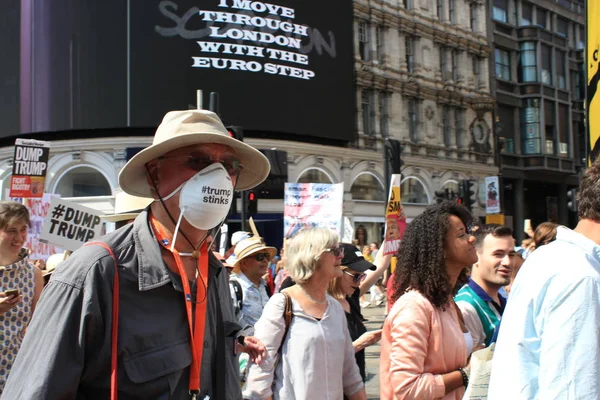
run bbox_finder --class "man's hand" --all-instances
[239,336,267,364]
[0,292,21,314]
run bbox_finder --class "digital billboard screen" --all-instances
[1,0,355,141]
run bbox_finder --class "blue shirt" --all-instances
[489,227,600,399]
[229,272,270,335]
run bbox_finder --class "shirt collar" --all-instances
[555,226,600,265]
[232,271,265,289]
[468,277,507,308]
[133,210,223,291]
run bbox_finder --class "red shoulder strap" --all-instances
[86,241,120,400]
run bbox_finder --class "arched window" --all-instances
[351,173,385,201]
[442,180,460,198]
[401,177,429,204]
[54,166,111,197]
[297,168,333,184]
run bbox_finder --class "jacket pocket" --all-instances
[123,338,192,383]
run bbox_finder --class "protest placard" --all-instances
[9,138,51,198]
[40,197,104,251]
[283,183,343,239]
[485,176,501,214]
[382,174,406,256]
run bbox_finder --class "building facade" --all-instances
[0,0,501,249]
[490,0,585,241]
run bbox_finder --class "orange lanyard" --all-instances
[150,213,208,397]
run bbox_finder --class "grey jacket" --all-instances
[2,210,241,399]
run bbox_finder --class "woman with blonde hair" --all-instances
[243,228,366,400]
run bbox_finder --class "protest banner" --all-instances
[383,174,406,256]
[485,176,501,214]
[283,183,343,239]
[40,197,104,251]
[9,138,51,198]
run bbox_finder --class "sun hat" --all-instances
[339,242,376,273]
[232,236,277,269]
[231,231,251,247]
[43,253,68,277]
[118,109,271,197]
[101,192,154,222]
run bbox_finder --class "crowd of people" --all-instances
[0,107,599,399]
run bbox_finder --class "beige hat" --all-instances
[43,253,68,277]
[118,109,271,197]
[233,236,277,269]
[102,192,154,222]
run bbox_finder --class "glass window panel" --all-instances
[521,2,533,26]
[493,0,508,22]
[351,173,386,201]
[297,169,332,184]
[401,178,429,204]
[55,167,111,197]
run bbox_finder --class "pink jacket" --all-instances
[380,290,467,400]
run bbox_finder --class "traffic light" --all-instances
[461,180,476,211]
[434,190,446,204]
[567,189,577,212]
[385,138,404,175]
[246,191,258,214]
[227,125,244,142]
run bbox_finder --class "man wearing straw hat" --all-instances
[101,191,154,229]
[4,110,270,400]
[229,234,277,334]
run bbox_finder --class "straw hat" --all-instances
[232,236,277,268]
[118,109,271,197]
[102,192,153,222]
[43,253,67,277]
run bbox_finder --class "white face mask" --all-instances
[163,163,234,231]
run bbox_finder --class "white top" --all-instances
[242,292,364,400]
[488,227,600,399]
[463,331,473,356]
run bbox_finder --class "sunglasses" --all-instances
[253,253,272,262]
[158,152,242,177]
[342,269,366,283]
[325,245,344,258]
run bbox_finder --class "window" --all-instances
[493,0,508,22]
[521,99,541,154]
[376,26,385,64]
[362,90,373,135]
[297,169,333,184]
[498,105,515,153]
[455,109,465,148]
[440,46,450,80]
[536,8,547,28]
[408,99,418,142]
[351,173,386,201]
[379,92,389,137]
[449,0,456,24]
[520,2,533,26]
[473,56,480,75]
[544,100,556,155]
[519,42,537,82]
[556,50,566,89]
[55,166,111,197]
[358,21,370,61]
[401,178,429,204]
[541,45,552,85]
[405,36,414,72]
[470,4,476,31]
[558,104,569,156]
[403,0,412,9]
[452,50,459,82]
[495,48,511,80]
[556,17,568,37]
[443,106,452,146]
[572,70,583,99]
[437,0,444,20]
[578,25,585,49]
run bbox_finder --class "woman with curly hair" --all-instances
[380,201,478,400]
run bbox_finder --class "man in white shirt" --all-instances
[488,161,600,399]
[455,224,515,348]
